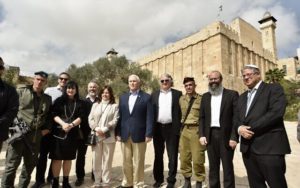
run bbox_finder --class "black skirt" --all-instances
[49,125,79,160]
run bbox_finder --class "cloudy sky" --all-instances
[0,0,299,75]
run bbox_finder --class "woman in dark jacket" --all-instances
[50,81,84,188]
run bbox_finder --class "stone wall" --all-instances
[138,18,276,94]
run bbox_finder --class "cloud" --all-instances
[0,0,299,75]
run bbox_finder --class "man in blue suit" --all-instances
[116,74,154,188]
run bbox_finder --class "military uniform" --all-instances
[1,84,51,188]
[179,93,206,182]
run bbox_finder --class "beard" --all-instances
[88,91,97,97]
[208,83,223,96]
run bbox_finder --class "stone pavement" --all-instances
[0,121,299,188]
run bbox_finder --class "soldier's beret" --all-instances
[183,77,195,84]
[34,71,48,78]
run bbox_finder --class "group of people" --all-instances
[0,55,293,188]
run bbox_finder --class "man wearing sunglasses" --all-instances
[179,77,205,188]
[32,72,70,188]
[151,73,182,188]
[0,57,19,153]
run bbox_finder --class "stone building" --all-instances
[277,48,300,81]
[137,12,278,93]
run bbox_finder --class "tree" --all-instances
[65,55,159,97]
[265,68,286,83]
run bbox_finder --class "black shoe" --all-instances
[63,182,72,188]
[52,177,59,188]
[47,177,53,184]
[91,172,95,181]
[183,177,191,188]
[166,183,174,188]
[153,181,163,187]
[31,181,45,188]
[63,176,72,188]
[196,181,202,188]
[116,186,133,188]
[75,179,83,187]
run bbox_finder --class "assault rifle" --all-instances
[6,118,35,155]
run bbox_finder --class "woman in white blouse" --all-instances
[88,85,119,188]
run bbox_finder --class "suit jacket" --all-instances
[199,88,239,146]
[116,90,154,143]
[151,88,182,135]
[236,82,291,154]
[80,97,100,140]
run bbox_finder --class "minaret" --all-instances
[258,12,278,61]
[106,48,118,62]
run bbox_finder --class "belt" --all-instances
[211,127,220,131]
[157,122,172,127]
[184,124,198,128]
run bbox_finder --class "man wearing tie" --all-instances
[116,74,153,188]
[236,65,291,188]
[199,70,238,188]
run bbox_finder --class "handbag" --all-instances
[85,130,97,146]
[86,103,109,146]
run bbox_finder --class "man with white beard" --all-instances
[199,71,239,188]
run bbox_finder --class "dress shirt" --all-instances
[44,85,62,104]
[245,80,262,116]
[86,94,99,103]
[157,89,172,124]
[210,90,223,127]
[129,90,139,114]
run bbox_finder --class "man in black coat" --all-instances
[0,57,19,153]
[151,73,182,188]
[75,80,99,186]
[236,65,291,188]
[199,71,238,188]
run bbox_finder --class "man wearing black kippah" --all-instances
[1,71,52,188]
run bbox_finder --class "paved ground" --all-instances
[0,121,299,188]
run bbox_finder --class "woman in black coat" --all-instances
[50,81,84,188]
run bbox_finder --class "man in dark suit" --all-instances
[151,73,182,188]
[116,74,153,188]
[199,70,238,188]
[236,65,291,188]
[75,80,99,186]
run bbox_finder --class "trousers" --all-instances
[179,126,206,182]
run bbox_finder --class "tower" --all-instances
[258,12,278,61]
[106,48,118,62]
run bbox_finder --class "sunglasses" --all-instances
[160,79,170,83]
[59,77,69,81]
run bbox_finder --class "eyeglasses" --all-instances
[242,73,256,79]
[59,77,68,81]
[160,79,170,83]
[184,83,194,87]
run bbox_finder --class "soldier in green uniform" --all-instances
[1,71,52,188]
[179,77,206,188]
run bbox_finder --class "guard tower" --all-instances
[258,12,278,61]
[106,48,118,62]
